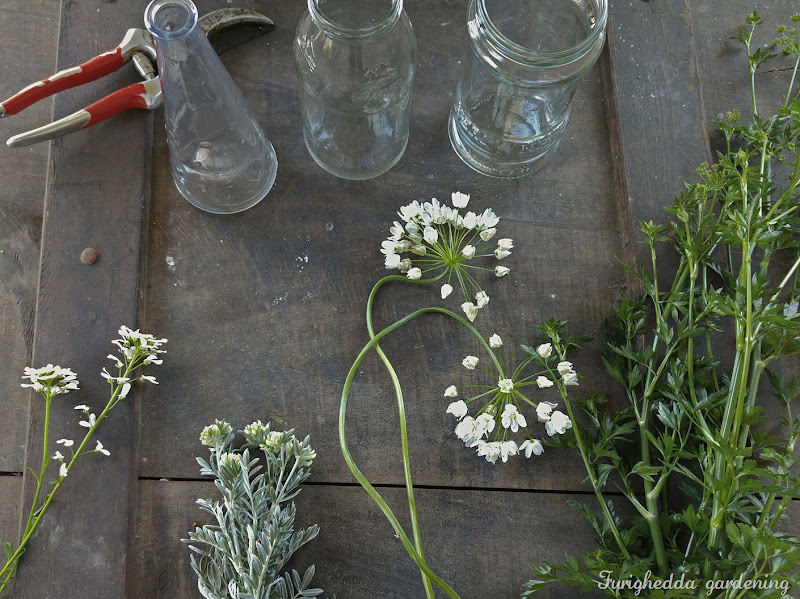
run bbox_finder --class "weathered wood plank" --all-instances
[13,0,154,596]
[135,479,603,599]
[0,0,60,474]
[689,1,800,157]
[0,476,22,573]
[138,0,623,493]
[602,0,712,276]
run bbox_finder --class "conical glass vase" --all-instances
[145,0,277,214]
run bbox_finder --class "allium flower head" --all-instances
[383,193,512,319]
[21,365,79,395]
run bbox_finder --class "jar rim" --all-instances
[144,0,198,41]
[473,0,608,66]
[308,0,403,40]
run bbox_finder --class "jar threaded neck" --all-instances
[308,0,403,40]
[472,0,607,67]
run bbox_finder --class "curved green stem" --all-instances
[341,306,503,599]
[366,276,440,598]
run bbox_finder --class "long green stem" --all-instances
[25,391,53,537]
[366,276,437,599]
[0,363,136,593]
[559,390,631,560]
[341,306,499,599]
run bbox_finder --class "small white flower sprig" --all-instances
[381,192,513,321]
[445,327,578,464]
[0,326,165,596]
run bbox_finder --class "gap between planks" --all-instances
[137,476,622,496]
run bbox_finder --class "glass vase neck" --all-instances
[145,0,199,41]
[307,0,403,41]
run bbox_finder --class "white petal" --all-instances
[451,191,470,208]
[441,284,453,299]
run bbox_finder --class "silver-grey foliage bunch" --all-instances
[185,419,323,599]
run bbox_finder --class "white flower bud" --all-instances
[407,267,422,280]
[498,378,514,393]
[462,244,476,259]
[462,355,479,370]
[446,400,468,419]
[479,228,496,241]
[536,376,554,389]
[441,284,453,299]
[451,191,470,208]
[497,238,514,251]
[461,302,479,321]
[424,226,439,245]
[495,266,510,277]
[557,361,573,375]
[489,334,503,348]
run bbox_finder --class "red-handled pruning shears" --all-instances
[0,9,274,148]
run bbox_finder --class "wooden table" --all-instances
[1,0,798,597]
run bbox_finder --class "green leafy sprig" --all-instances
[185,420,323,599]
[523,12,800,598]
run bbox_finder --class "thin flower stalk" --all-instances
[0,327,164,596]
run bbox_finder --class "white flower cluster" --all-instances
[381,192,513,321]
[443,336,574,464]
[21,365,79,395]
[113,325,167,365]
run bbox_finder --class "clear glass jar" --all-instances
[293,0,416,180]
[145,0,277,213]
[448,0,607,178]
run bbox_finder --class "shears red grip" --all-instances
[0,9,275,148]
[1,29,161,148]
